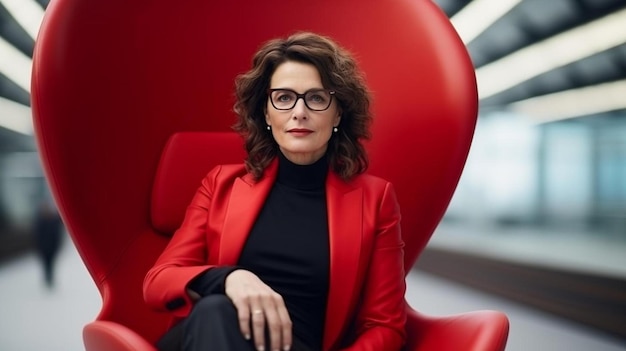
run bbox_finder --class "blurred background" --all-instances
[0,0,625,350]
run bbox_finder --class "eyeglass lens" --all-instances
[270,89,333,111]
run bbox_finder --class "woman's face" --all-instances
[265,61,341,165]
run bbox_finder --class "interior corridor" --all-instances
[0,235,624,351]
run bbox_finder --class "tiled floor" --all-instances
[0,234,624,351]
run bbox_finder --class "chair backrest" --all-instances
[32,0,477,343]
[151,132,246,235]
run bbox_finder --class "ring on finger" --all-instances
[252,309,263,315]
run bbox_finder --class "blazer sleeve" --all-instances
[341,181,407,351]
[143,165,223,318]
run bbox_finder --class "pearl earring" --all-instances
[333,127,338,133]
[267,125,271,130]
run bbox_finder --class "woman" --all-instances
[143,32,406,351]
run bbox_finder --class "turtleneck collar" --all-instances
[277,151,329,190]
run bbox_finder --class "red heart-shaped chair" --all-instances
[31,0,509,350]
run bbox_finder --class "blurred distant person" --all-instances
[34,199,63,288]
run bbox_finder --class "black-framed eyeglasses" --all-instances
[267,88,335,111]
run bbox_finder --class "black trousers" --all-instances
[157,295,314,351]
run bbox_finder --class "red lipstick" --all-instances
[287,128,313,136]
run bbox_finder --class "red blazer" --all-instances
[143,158,407,351]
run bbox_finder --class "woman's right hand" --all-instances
[225,269,292,351]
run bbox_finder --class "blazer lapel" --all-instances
[218,159,278,265]
[218,160,363,350]
[323,172,363,351]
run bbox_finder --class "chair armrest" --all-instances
[404,308,509,351]
[83,320,157,351]
[81,310,508,351]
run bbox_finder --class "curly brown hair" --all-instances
[232,32,372,181]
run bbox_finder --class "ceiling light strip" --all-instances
[0,96,33,135]
[477,8,626,100]
[450,0,522,44]
[0,0,45,40]
[0,37,32,92]
[509,79,626,123]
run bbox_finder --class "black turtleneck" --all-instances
[188,152,330,350]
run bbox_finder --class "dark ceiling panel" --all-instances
[35,0,50,10]
[0,73,30,106]
[432,0,472,17]
[481,44,626,107]
[469,0,576,67]
[0,127,35,152]
[0,3,35,58]
[469,0,626,68]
